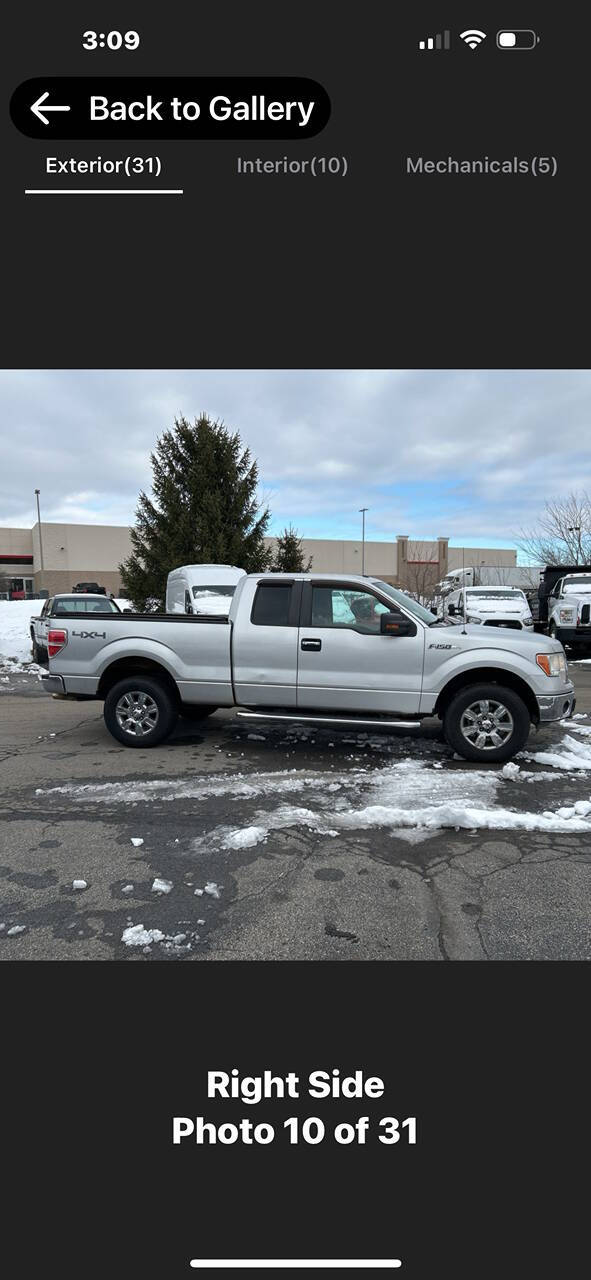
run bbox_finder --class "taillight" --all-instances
[48,629,67,658]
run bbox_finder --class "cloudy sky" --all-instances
[1,369,589,551]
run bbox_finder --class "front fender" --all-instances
[420,644,540,712]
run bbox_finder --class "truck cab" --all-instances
[547,574,591,651]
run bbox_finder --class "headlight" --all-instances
[466,614,482,624]
[536,652,568,678]
[559,608,575,623]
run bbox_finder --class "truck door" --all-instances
[296,582,425,714]
[232,578,301,707]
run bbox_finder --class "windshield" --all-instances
[563,577,591,593]
[192,585,237,598]
[371,579,437,624]
[466,590,526,602]
[52,597,121,614]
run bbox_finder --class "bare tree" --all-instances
[517,492,591,566]
[401,542,440,604]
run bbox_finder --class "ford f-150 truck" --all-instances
[40,574,575,762]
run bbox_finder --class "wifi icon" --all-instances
[460,29,487,49]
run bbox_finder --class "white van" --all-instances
[165,564,246,616]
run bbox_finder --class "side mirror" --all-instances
[447,603,456,615]
[380,611,417,637]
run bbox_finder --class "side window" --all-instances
[251,584,292,626]
[311,587,389,634]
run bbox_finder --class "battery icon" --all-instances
[497,30,539,49]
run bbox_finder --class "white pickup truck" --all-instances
[547,573,591,652]
[39,573,575,763]
[30,593,123,663]
[444,586,534,631]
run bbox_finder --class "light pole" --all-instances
[568,525,582,564]
[34,489,45,574]
[359,507,369,575]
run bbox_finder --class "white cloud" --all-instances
[1,369,590,545]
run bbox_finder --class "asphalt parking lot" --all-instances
[2,663,591,960]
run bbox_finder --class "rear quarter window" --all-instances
[251,584,292,626]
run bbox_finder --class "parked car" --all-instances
[30,593,122,662]
[546,573,591,651]
[71,582,107,595]
[166,563,246,615]
[444,586,534,631]
[40,573,574,762]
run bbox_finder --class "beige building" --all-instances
[0,522,516,598]
[265,534,516,592]
[0,522,133,597]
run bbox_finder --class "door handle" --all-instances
[301,638,322,651]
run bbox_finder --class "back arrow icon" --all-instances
[31,91,71,125]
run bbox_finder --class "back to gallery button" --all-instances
[189,1263,402,1271]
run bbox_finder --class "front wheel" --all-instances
[443,683,531,763]
[104,677,178,747]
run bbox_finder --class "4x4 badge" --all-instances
[71,630,106,639]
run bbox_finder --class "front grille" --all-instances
[484,619,522,629]
[580,604,590,624]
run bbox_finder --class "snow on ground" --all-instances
[35,770,353,804]
[519,732,591,771]
[0,601,37,670]
[32,726,591,845]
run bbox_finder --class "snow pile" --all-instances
[121,923,197,952]
[122,924,166,947]
[0,599,37,664]
[520,733,591,771]
[130,836,144,846]
[72,879,87,891]
[151,877,173,894]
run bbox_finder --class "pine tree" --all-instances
[120,414,271,609]
[270,526,313,573]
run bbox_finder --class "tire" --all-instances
[443,683,531,763]
[32,639,46,664]
[179,705,218,721]
[103,676,178,748]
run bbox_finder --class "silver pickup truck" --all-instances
[40,573,575,763]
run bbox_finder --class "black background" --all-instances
[5,961,589,1277]
[3,3,591,1277]
[1,1,588,367]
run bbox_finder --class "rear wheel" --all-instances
[31,638,46,664]
[443,683,530,763]
[104,676,178,747]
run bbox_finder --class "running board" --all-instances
[236,711,421,730]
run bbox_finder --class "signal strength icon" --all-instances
[459,29,487,49]
[418,30,451,51]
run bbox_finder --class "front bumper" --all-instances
[536,688,576,722]
[554,625,591,648]
[40,673,66,696]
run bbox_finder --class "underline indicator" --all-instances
[24,188,184,195]
[189,1263,402,1270]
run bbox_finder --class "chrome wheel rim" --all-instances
[115,690,159,737]
[460,698,514,751]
